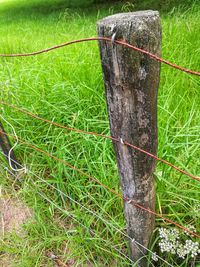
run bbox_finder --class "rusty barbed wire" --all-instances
[0,128,199,238]
[1,101,199,182]
[0,37,199,76]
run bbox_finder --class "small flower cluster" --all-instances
[158,227,200,259]
[159,228,180,255]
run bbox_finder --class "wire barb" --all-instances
[111,31,117,46]
[120,137,125,145]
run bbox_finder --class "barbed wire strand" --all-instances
[1,102,199,182]
[0,152,173,266]
[0,37,199,76]
[0,128,199,238]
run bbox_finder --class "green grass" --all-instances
[0,0,200,266]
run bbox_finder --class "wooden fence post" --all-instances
[97,11,161,264]
[0,121,20,171]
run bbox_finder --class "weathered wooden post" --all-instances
[0,121,20,171]
[97,11,161,265]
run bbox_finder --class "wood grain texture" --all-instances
[97,11,161,265]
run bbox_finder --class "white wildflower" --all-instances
[158,227,200,260]
[183,240,200,258]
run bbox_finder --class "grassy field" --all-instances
[0,0,200,266]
